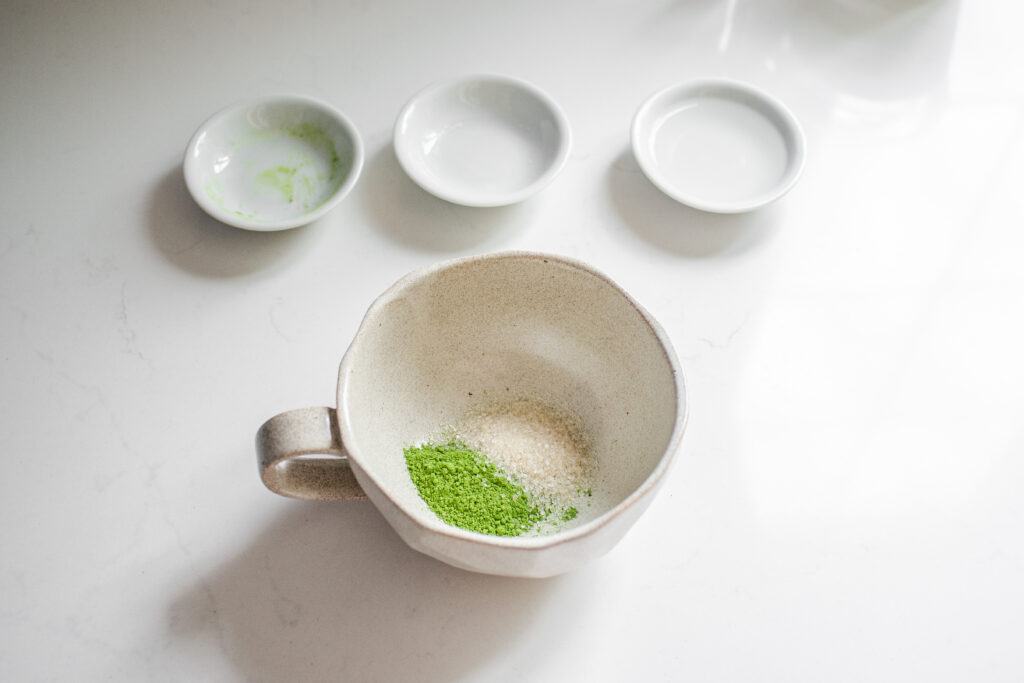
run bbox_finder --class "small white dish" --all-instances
[631,79,805,213]
[184,95,363,230]
[394,75,571,207]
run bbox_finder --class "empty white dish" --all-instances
[394,75,572,207]
[631,79,805,213]
[184,95,363,230]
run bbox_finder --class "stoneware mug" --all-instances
[256,251,688,577]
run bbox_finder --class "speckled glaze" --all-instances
[256,251,688,577]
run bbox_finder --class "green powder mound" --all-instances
[404,442,546,537]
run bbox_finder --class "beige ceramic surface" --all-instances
[257,251,687,577]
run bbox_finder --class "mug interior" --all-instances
[338,253,681,536]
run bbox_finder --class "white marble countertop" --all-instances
[3,0,1022,680]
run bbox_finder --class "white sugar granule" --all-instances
[452,398,594,500]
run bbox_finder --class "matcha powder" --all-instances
[405,443,546,536]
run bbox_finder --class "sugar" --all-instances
[452,398,594,501]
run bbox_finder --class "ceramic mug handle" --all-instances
[256,406,368,501]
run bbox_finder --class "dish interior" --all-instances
[191,100,358,225]
[652,96,786,202]
[398,79,565,204]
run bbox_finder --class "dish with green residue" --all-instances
[184,95,363,231]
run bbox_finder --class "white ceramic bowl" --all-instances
[184,95,363,230]
[393,75,572,207]
[631,79,805,213]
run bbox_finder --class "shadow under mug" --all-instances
[256,251,688,577]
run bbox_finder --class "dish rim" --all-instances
[631,78,805,213]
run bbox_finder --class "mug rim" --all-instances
[335,250,689,550]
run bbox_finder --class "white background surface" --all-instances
[2,0,1022,680]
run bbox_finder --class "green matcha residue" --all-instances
[204,179,224,204]
[251,123,344,207]
[204,179,256,220]
[285,123,345,182]
[255,165,304,204]
[405,442,546,537]
[216,122,352,218]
